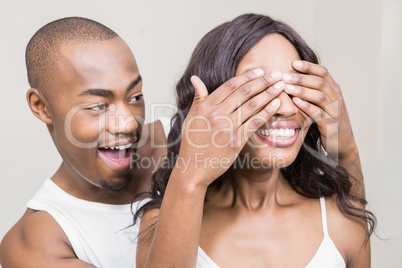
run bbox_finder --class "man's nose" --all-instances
[106,104,140,135]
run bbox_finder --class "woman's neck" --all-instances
[209,166,301,212]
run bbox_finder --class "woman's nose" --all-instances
[275,91,298,117]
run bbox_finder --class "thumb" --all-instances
[191,75,208,102]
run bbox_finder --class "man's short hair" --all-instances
[26,17,118,92]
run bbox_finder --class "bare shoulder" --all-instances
[138,208,160,242]
[132,120,168,190]
[150,119,169,146]
[0,209,94,268]
[140,120,168,155]
[325,196,371,267]
[136,208,160,267]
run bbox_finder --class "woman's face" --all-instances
[235,33,311,169]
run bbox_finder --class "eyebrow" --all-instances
[78,75,142,98]
[126,75,142,94]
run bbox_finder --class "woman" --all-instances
[135,13,375,267]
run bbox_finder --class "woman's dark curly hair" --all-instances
[134,13,376,238]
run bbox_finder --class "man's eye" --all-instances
[87,103,106,111]
[129,94,143,103]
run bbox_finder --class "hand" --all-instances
[282,60,357,160]
[175,69,284,186]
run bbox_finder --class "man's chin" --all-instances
[100,176,132,195]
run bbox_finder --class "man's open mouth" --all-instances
[97,143,134,169]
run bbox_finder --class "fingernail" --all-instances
[274,81,285,89]
[253,68,264,76]
[293,61,303,68]
[272,99,280,107]
[285,85,295,92]
[283,73,292,82]
[293,97,302,103]
[271,71,282,78]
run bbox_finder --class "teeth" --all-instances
[256,128,296,139]
[100,142,133,150]
[125,143,132,149]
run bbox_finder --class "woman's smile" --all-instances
[255,127,300,147]
[255,120,302,147]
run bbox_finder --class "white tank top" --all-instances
[197,197,346,268]
[27,179,145,267]
[26,118,171,268]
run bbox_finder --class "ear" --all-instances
[26,88,53,125]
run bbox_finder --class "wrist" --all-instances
[170,167,210,194]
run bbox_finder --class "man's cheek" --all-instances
[67,118,102,148]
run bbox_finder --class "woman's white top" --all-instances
[197,197,346,268]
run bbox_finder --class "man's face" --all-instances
[46,37,145,194]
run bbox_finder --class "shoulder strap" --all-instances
[319,197,329,237]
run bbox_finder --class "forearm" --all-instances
[142,168,208,267]
[338,145,365,198]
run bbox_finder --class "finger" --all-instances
[207,68,266,105]
[292,97,334,125]
[191,76,209,103]
[282,72,338,100]
[239,98,281,144]
[233,82,285,127]
[292,60,340,93]
[221,72,283,113]
[284,85,338,116]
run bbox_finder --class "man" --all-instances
[0,17,170,267]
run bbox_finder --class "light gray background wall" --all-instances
[0,0,400,266]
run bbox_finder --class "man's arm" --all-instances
[131,120,169,197]
[0,209,95,268]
